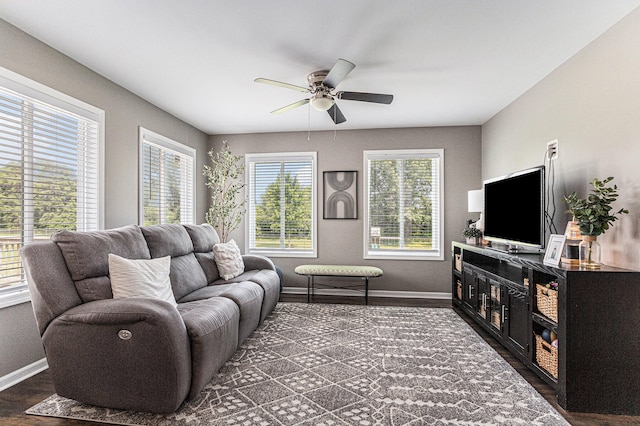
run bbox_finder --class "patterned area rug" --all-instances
[27,303,569,425]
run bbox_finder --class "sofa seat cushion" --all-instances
[179,282,263,345]
[241,269,281,323]
[178,297,239,400]
[52,225,150,302]
[213,269,260,285]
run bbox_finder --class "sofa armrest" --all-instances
[242,254,276,271]
[42,298,191,413]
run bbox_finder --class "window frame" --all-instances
[245,151,317,258]
[363,148,444,261]
[138,127,196,226]
[0,66,105,307]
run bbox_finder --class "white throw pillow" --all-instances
[108,254,177,308]
[213,239,245,280]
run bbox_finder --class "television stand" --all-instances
[486,243,542,255]
[452,241,640,415]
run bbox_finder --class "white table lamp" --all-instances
[467,189,484,230]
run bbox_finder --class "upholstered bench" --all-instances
[294,264,383,304]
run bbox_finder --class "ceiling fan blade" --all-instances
[322,58,356,89]
[271,98,310,114]
[327,104,346,124]
[254,78,309,93]
[337,91,394,104]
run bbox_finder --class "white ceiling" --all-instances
[1,1,639,135]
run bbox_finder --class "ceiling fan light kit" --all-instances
[311,94,334,111]
[255,58,393,124]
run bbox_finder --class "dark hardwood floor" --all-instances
[2,295,638,425]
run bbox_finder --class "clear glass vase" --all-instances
[579,236,601,269]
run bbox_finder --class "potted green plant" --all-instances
[563,177,628,269]
[203,141,246,242]
[462,226,483,245]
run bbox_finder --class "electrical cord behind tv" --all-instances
[543,147,558,236]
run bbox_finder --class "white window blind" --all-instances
[139,128,195,226]
[246,152,317,257]
[364,149,444,260]
[0,75,101,294]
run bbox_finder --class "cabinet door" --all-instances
[488,278,502,332]
[504,286,529,356]
[476,275,488,320]
[462,269,477,310]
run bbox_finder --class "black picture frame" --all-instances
[323,171,358,219]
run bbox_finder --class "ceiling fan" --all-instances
[255,58,393,124]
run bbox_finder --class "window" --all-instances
[0,67,103,301]
[246,152,317,257]
[364,149,444,260]
[139,128,195,225]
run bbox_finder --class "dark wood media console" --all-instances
[452,241,640,415]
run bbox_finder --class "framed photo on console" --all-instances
[544,234,566,266]
[323,171,357,219]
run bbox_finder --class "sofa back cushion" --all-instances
[141,224,207,300]
[51,225,151,302]
[183,224,222,284]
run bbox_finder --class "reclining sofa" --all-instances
[20,223,280,413]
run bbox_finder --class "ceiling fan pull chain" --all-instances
[307,102,311,141]
[333,107,337,141]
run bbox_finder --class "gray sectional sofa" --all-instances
[20,223,280,413]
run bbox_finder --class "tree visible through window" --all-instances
[364,149,443,259]
[246,152,316,257]
[0,78,101,292]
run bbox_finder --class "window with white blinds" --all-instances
[139,128,195,226]
[246,152,317,257]
[364,149,444,260]
[0,70,102,296]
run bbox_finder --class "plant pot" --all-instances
[466,237,481,245]
[579,236,601,269]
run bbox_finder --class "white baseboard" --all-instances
[282,286,451,300]
[0,358,48,392]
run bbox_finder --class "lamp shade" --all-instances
[311,96,334,111]
[467,189,483,213]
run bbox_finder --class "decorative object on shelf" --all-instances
[544,234,566,266]
[203,141,246,242]
[323,170,357,219]
[462,226,483,245]
[467,189,484,230]
[561,219,582,265]
[563,177,629,269]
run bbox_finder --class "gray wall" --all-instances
[0,19,209,380]
[482,7,640,270]
[210,126,482,295]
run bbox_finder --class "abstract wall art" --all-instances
[323,170,357,219]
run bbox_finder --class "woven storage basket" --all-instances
[455,254,462,272]
[456,280,462,300]
[491,311,501,329]
[536,284,558,322]
[535,334,558,378]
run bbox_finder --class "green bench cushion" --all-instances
[294,264,383,277]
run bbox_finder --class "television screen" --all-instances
[483,166,545,249]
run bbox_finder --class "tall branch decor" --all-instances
[203,141,246,243]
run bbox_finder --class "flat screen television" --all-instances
[483,166,545,251]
